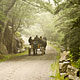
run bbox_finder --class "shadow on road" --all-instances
[7,45,58,61]
[8,51,57,61]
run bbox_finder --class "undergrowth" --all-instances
[49,42,69,80]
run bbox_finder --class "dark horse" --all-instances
[33,40,38,55]
[41,39,47,54]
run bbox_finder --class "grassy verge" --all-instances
[72,59,80,69]
[48,42,60,79]
[51,60,69,80]
[0,50,28,62]
[50,60,60,80]
[49,42,69,80]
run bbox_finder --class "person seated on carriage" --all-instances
[43,37,47,41]
[42,37,47,50]
[28,36,33,45]
[34,35,39,41]
[39,36,47,51]
[38,36,43,47]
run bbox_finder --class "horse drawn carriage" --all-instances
[28,36,47,55]
[28,43,45,55]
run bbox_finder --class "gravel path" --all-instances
[0,45,58,80]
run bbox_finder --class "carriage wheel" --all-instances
[28,47,31,55]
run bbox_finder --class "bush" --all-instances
[76,59,80,69]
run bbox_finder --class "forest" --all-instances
[0,0,80,78]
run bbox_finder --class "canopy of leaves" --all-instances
[53,0,80,62]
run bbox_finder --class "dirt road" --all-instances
[0,45,58,80]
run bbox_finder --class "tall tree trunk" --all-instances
[11,31,14,53]
[0,22,4,45]
[11,21,15,53]
[0,0,16,47]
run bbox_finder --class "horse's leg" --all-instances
[43,46,46,54]
[35,48,37,55]
[29,48,31,55]
[33,48,35,55]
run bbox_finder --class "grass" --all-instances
[0,50,28,62]
[49,42,69,80]
[51,60,69,80]
[72,59,80,69]
[49,42,60,80]
[51,60,60,80]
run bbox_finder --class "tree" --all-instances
[5,0,38,53]
[0,0,16,45]
[52,0,80,61]
[0,0,39,53]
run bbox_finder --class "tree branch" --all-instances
[23,0,54,14]
[4,0,16,14]
[14,19,22,32]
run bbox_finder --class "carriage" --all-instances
[28,42,46,55]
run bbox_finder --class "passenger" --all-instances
[34,35,39,42]
[43,37,47,41]
[39,36,43,44]
[39,36,47,50]
[28,36,33,45]
[42,37,47,50]
[40,36,42,40]
[39,36,47,54]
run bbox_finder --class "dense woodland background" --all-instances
[0,0,80,68]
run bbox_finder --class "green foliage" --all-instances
[0,11,6,32]
[77,59,80,68]
[72,59,80,69]
[15,31,21,37]
[53,0,63,5]
[51,60,69,80]
[51,61,60,80]
[0,11,5,22]
[52,0,80,62]
[0,0,38,54]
